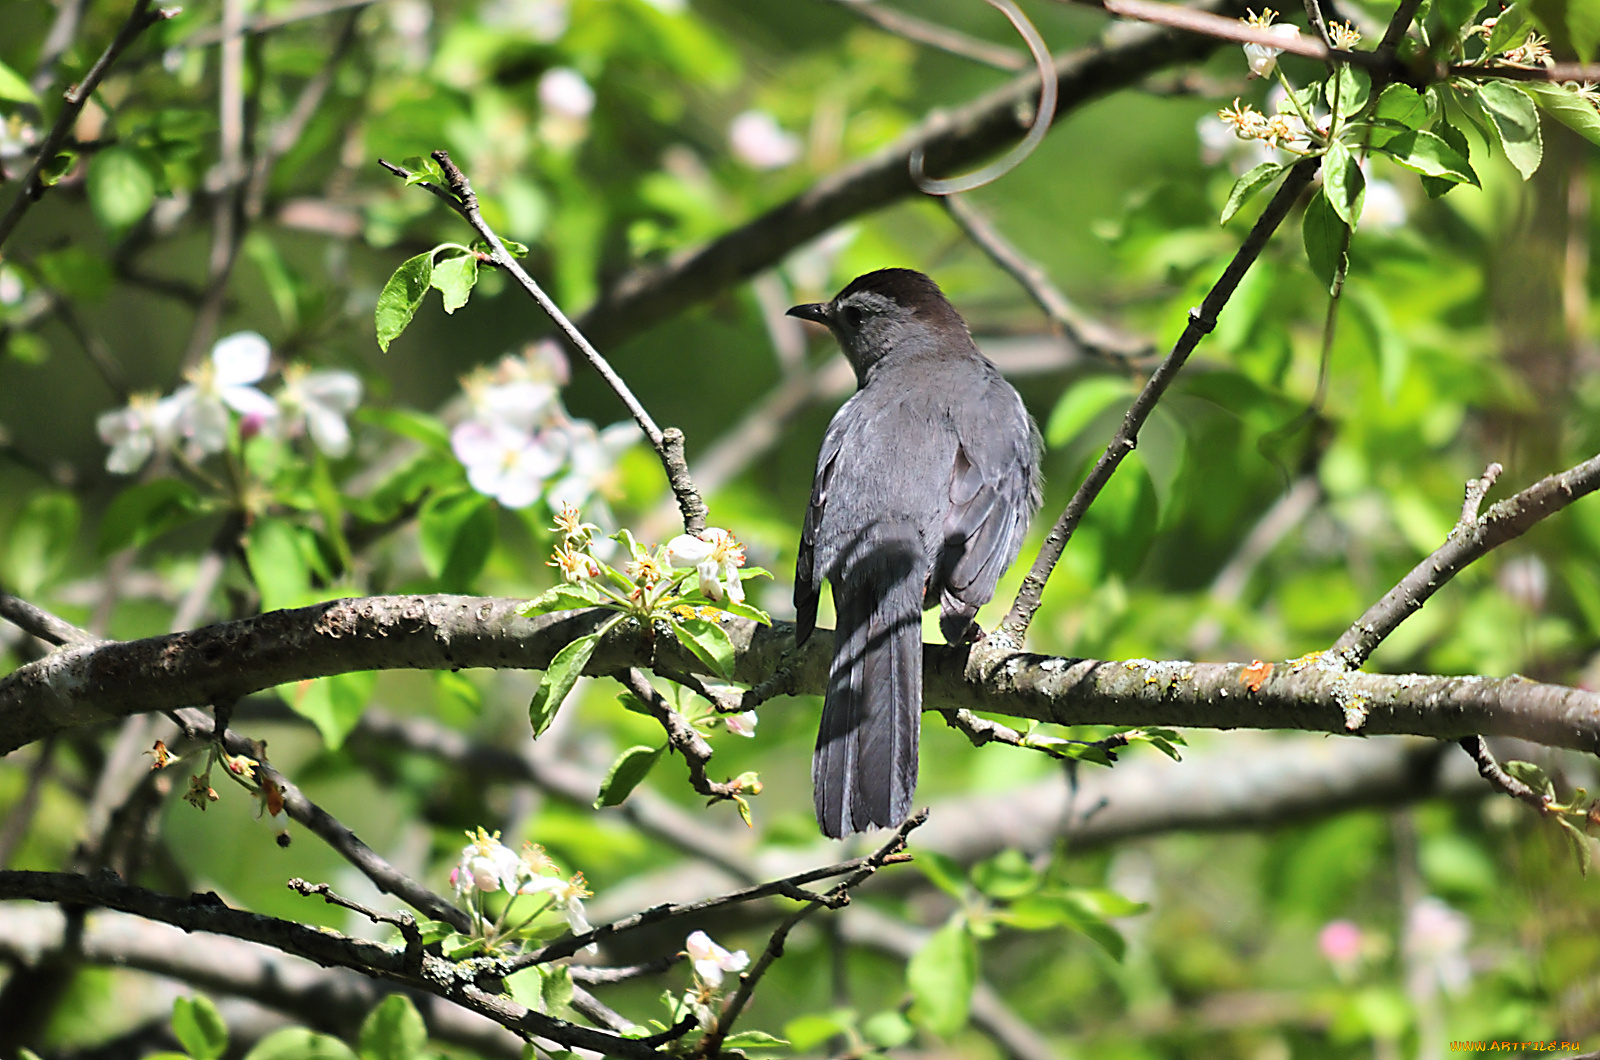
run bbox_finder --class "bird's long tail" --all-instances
[813,558,923,838]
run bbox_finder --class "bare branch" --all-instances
[495,848,895,974]
[1331,453,1600,669]
[0,0,175,251]
[941,193,1151,363]
[0,592,97,646]
[998,156,1322,644]
[1457,736,1553,814]
[618,668,745,802]
[696,812,924,1058]
[0,870,661,1058]
[168,705,473,933]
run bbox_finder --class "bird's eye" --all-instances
[842,306,864,329]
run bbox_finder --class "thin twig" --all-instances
[941,193,1151,363]
[0,593,96,646]
[618,668,744,801]
[0,0,174,251]
[168,705,475,933]
[1457,736,1553,815]
[1330,455,1600,670]
[569,956,683,984]
[696,812,924,1058]
[381,151,709,536]
[179,0,379,47]
[821,0,1029,70]
[997,156,1321,645]
[494,850,894,973]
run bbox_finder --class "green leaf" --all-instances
[34,245,112,302]
[912,848,967,899]
[1475,80,1542,179]
[1323,66,1370,120]
[172,996,229,1060]
[281,670,377,750]
[245,516,313,613]
[861,1011,915,1050]
[720,1031,789,1049]
[2,489,79,597]
[242,1029,359,1060]
[541,965,575,1016]
[354,406,452,450]
[430,252,479,314]
[1045,375,1136,448]
[1372,84,1429,135]
[1558,815,1593,876]
[907,917,977,1038]
[971,848,1039,900]
[1322,140,1365,229]
[1219,162,1287,225]
[359,995,426,1060]
[87,148,157,232]
[670,616,736,679]
[999,889,1135,959]
[400,154,446,186]
[1484,4,1531,55]
[709,597,772,625]
[1301,188,1350,296]
[375,252,434,352]
[1377,129,1478,185]
[783,1013,855,1052]
[418,489,496,590]
[520,582,603,616]
[594,744,665,807]
[1522,82,1600,147]
[1505,759,1556,797]
[38,150,76,187]
[529,632,599,736]
[0,60,38,104]
[98,479,205,555]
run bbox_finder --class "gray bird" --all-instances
[788,269,1042,838]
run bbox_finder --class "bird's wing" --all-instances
[937,381,1040,629]
[795,414,846,645]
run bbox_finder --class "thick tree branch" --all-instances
[8,594,1600,762]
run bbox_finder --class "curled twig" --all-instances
[911,0,1056,194]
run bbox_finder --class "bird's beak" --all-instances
[786,302,830,326]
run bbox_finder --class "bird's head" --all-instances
[787,268,969,382]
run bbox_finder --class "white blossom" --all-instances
[1404,896,1471,1000]
[546,420,640,513]
[520,872,594,936]
[167,331,279,459]
[724,711,758,737]
[686,930,749,987]
[1243,22,1301,78]
[0,266,23,306]
[539,67,595,122]
[729,110,800,170]
[279,366,362,457]
[452,420,567,509]
[452,829,523,895]
[97,391,183,474]
[1361,175,1407,231]
[482,0,567,40]
[666,527,747,604]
